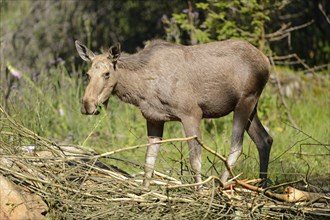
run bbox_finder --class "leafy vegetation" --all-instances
[162,0,330,67]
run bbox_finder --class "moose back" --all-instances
[75,39,273,188]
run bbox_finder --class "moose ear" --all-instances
[108,43,121,63]
[75,40,96,62]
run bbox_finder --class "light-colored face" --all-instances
[75,41,121,115]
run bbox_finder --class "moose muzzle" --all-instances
[81,98,100,115]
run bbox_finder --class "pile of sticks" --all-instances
[1,106,329,219]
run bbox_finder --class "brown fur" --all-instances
[75,39,273,188]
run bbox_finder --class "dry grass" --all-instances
[1,105,329,220]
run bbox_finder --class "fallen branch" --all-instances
[166,175,221,189]
[92,136,197,159]
[195,137,236,184]
[236,180,330,203]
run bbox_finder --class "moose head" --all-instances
[75,40,121,115]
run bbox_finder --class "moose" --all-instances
[75,39,273,188]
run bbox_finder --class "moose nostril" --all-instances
[81,105,87,114]
[81,98,98,115]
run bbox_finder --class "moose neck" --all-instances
[113,68,147,107]
[111,47,153,107]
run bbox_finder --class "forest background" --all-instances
[0,0,329,186]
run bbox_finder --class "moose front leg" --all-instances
[143,121,164,188]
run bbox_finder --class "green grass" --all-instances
[1,63,329,185]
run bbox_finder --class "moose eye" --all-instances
[104,72,110,79]
[84,74,91,82]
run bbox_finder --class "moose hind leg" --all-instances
[246,112,273,181]
[181,116,202,185]
[220,95,258,183]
